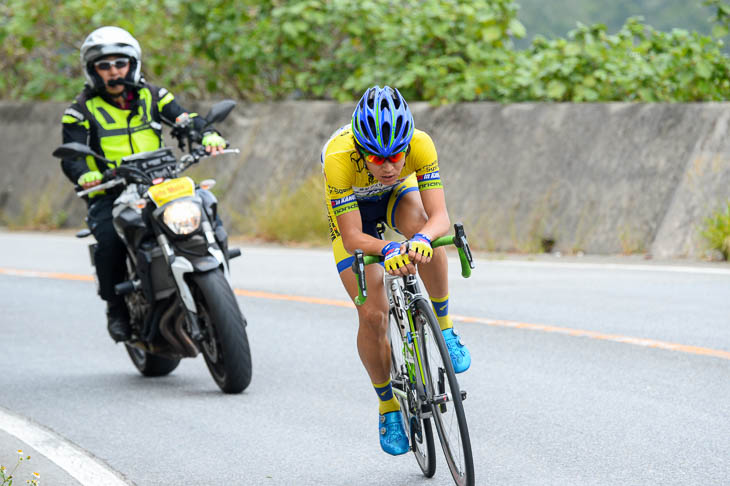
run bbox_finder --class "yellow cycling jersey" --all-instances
[321,125,443,218]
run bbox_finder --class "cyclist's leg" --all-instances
[328,203,409,455]
[388,178,471,372]
[338,263,391,388]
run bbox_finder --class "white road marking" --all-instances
[485,259,730,275]
[0,407,132,486]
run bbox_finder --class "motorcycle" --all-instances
[52,100,251,394]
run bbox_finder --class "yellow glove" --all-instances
[409,233,433,259]
[382,241,410,273]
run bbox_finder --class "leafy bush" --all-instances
[1,0,729,102]
[701,200,730,260]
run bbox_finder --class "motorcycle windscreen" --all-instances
[147,177,196,207]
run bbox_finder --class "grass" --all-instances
[701,200,730,260]
[5,193,69,230]
[618,224,646,255]
[227,173,330,245]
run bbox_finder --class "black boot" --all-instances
[106,300,131,342]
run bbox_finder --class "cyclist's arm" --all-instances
[416,187,450,241]
[337,210,390,256]
[408,131,450,241]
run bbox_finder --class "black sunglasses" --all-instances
[94,58,130,71]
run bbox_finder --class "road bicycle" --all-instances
[352,223,475,486]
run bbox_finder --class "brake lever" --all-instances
[352,250,367,301]
[453,223,474,269]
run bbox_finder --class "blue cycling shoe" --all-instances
[442,328,471,373]
[379,411,409,456]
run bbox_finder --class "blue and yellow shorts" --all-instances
[328,174,419,273]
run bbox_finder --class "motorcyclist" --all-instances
[60,26,227,342]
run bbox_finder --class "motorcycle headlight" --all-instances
[162,200,201,235]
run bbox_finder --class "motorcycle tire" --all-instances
[125,344,181,377]
[189,268,252,394]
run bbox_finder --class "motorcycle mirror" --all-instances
[203,100,236,128]
[52,142,114,165]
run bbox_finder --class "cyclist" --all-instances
[60,26,227,343]
[320,85,471,456]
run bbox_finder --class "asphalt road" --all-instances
[0,231,729,486]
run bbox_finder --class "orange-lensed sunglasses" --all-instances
[363,150,406,165]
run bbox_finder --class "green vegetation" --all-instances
[701,200,730,260]
[226,174,330,245]
[2,0,730,102]
[1,449,40,486]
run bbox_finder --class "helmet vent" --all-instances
[382,122,391,146]
[394,117,403,138]
[366,89,376,107]
[367,117,377,139]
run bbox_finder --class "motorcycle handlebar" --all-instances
[76,148,240,197]
[179,147,239,171]
[76,178,125,197]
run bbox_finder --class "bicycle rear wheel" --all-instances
[414,299,474,486]
[388,311,436,477]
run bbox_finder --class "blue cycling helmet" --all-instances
[351,86,414,157]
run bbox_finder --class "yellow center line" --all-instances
[452,316,730,361]
[3,267,729,361]
[233,288,353,308]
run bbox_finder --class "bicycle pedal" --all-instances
[431,393,449,404]
[431,393,450,414]
[461,389,467,401]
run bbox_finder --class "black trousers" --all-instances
[87,197,127,303]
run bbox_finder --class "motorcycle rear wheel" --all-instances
[125,344,181,377]
[190,268,252,394]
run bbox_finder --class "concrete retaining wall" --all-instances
[1,100,729,258]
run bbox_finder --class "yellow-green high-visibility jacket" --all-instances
[60,83,204,192]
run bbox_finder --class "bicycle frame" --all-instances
[385,273,432,408]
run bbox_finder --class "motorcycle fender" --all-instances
[187,255,221,273]
[201,220,229,280]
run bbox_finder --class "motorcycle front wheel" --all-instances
[189,268,252,394]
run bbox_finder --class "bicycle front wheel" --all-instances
[388,310,436,477]
[414,299,474,486]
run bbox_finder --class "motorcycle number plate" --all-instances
[147,177,195,207]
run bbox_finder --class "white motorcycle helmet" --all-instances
[80,26,142,90]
